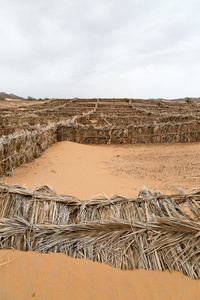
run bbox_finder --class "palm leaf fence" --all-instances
[57,121,200,144]
[0,182,200,278]
[0,101,100,178]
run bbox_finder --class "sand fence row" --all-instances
[0,103,99,178]
[0,124,57,177]
[0,119,200,178]
[57,120,200,144]
[0,182,200,278]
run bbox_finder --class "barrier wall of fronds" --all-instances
[1,119,199,178]
[57,121,200,144]
[0,183,200,278]
[0,125,57,177]
[0,102,100,178]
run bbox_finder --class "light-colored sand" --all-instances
[2,141,200,299]
[0,249,199,300]
[0,99,46,108]
[4,141,200,198]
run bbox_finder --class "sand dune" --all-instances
[0,250,200,300]
[2,141,200,299]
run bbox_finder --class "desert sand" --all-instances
[0,98,46,108]
[0,249,200,300]
[4,141,200,198]
[1,141,200,299]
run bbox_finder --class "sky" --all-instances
[0,0,200,99]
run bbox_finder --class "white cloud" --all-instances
[0,0,200,98]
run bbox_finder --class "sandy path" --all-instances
[1,141,200,299]
[4,141,200,198]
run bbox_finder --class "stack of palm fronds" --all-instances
[0,182,200,278]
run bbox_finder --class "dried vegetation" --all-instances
[0,98,200,278]
[0,183,200,278]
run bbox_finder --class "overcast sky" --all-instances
[0,0,200,99]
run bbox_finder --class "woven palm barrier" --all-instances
[0,103,99,178]
[0,125,57,177]
[1,120,200,178]
[1,97,200,178]
[0,182,200,278]
[57,121,200,144]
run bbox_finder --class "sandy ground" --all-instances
[1,141,200,299]
[0,250,200,300]
[0,99,46,108]
[4,141,200,198]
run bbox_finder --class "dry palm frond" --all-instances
[0,250,16,268]
[0,183,200,278]
[0,216,199,278]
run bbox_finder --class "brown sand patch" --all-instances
[4,141,200,199]
[0,99,46,108]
